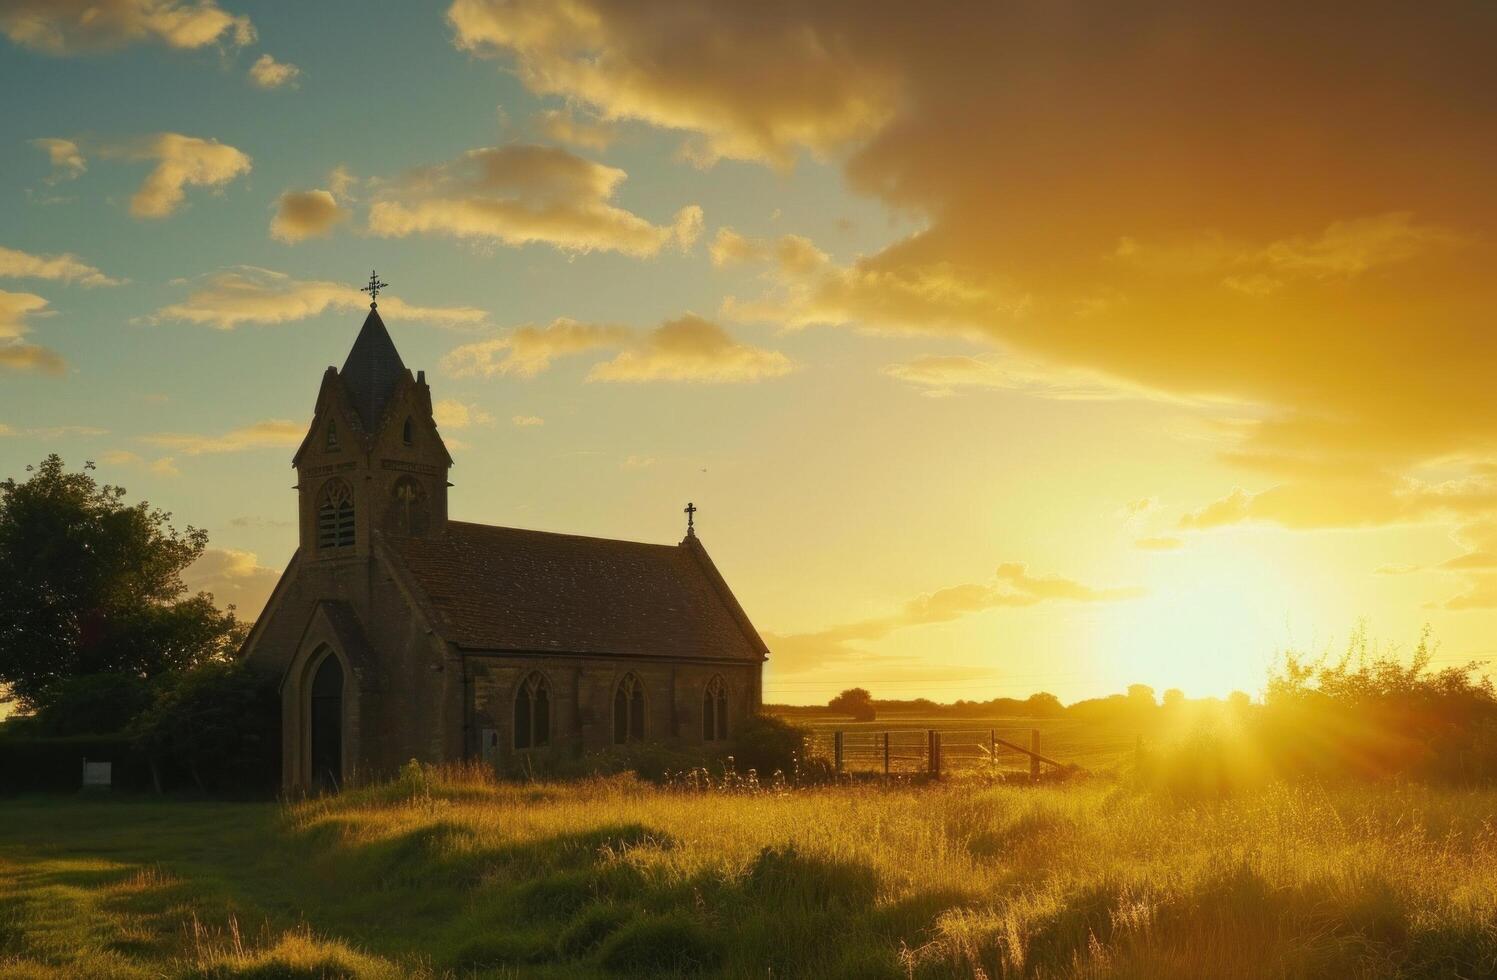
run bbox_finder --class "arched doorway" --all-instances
[310,653,344,792]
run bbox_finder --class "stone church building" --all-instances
[241,296,768,791]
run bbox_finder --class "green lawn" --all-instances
[3,769,1497,977]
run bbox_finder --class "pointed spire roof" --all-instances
[340,306,406,431]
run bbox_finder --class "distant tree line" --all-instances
[0,456,277,794]
[798,681,1254,724]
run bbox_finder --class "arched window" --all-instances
[514,672,551,749]
[402,416,413,446]
[386,476,428,536]
[317,479,355,550]
[703,675,729,741]
[613,673,645,744]
[325,419,339,450]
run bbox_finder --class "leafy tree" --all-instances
[33,672,153,735]
[0,456,246,709]
[1026,692,1065,717]
[828,687,876,721]
[1127,683,1157,707]
[1162,688,1185,709]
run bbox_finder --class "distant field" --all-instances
[3,769,1496,978]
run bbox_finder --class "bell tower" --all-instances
[291,274,452,559]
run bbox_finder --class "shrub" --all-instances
[31,672,153,736]
[129,660,279,795]
[726,713,809,779]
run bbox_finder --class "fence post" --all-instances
[928,729,941,780]
[990,729,997,771]
[834,731,844,774]
[1030,729,1041,780]
[883,731,890,776]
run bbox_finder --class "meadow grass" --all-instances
[2,768,1496,978]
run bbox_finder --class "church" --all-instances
[240,281,769,791]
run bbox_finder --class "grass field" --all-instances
[4,766,1497,978]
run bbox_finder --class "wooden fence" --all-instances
[806,728,1078,779]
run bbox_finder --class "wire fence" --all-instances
[805,727,1088,778]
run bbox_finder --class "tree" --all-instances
[129,660,279,795]
[0,456,246,709]
[1127,683,1157,707]
[1026,692,1065,717]
[1162,688,1185,709]
[828,687,876,721]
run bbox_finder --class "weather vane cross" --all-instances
[360,270,388,307]
[684,501,697,536]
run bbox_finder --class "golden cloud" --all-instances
[454,2,1497,539]
[147,267,487,330]
[184,547,279,618]
[29,137,85,181]
[1134,536,1184,552]
[587,314,795,383]
[0,0,253,54]
[141,419,302,455]
[533,107,617,151]
[444,314,794,383]
[0,288,63,375]
[98,133,252,219]
[765,561,1145,674]
[368,144,702,257]
[446,0,898,167]
[511,415,544,427]
[0,246,121,287]
[882,353,1144,401]
[269,189,348,243]
[444,318,634,378]
[432,399,493,429]
[248,52,299,89]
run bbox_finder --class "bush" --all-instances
[129,660,280,795]
[726,714,809,778]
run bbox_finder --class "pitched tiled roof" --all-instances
[387,522,767,660]
[340,307,406,431]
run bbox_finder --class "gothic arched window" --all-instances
[316,479,355,550]
[386,476,429,536]
[613,673,645,744]
[402,416,413,446]
[325,419,338,451]
[514,672,551,750]
[703,675,729,742]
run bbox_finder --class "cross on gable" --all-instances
[360,270,388,306]
[684,501,697,536]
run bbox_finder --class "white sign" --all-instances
[81,760,112,788]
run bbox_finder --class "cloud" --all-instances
[446,0,898,167]
[1121,497,1159,519]
[100,449,179,476]
[269,189,348,243]
[443,318,634,378]
[1177,471,1497,532]
[883,353,1145,401]
[432,399,493,429]
[30,138,85,181]
[0,246,121,287]
[141,419,302,455]
[99,133,252,219]
[0,0,254,54]
[367,144,702,256]
[450,1,1497,544]
[445,314,794,383]
[533,107,617,151]
[1134,536,1184,552]
[147,267,487,329]
[587,314,796,383]
[184,547,279,619]
[764,561,1144,673]
[0,288,64,375]
[511,415,544,427]
[248,52,299,88]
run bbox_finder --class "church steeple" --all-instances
[340,307,406,431]
[292,273,453,559]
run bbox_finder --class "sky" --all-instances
[1,1,1495,705]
